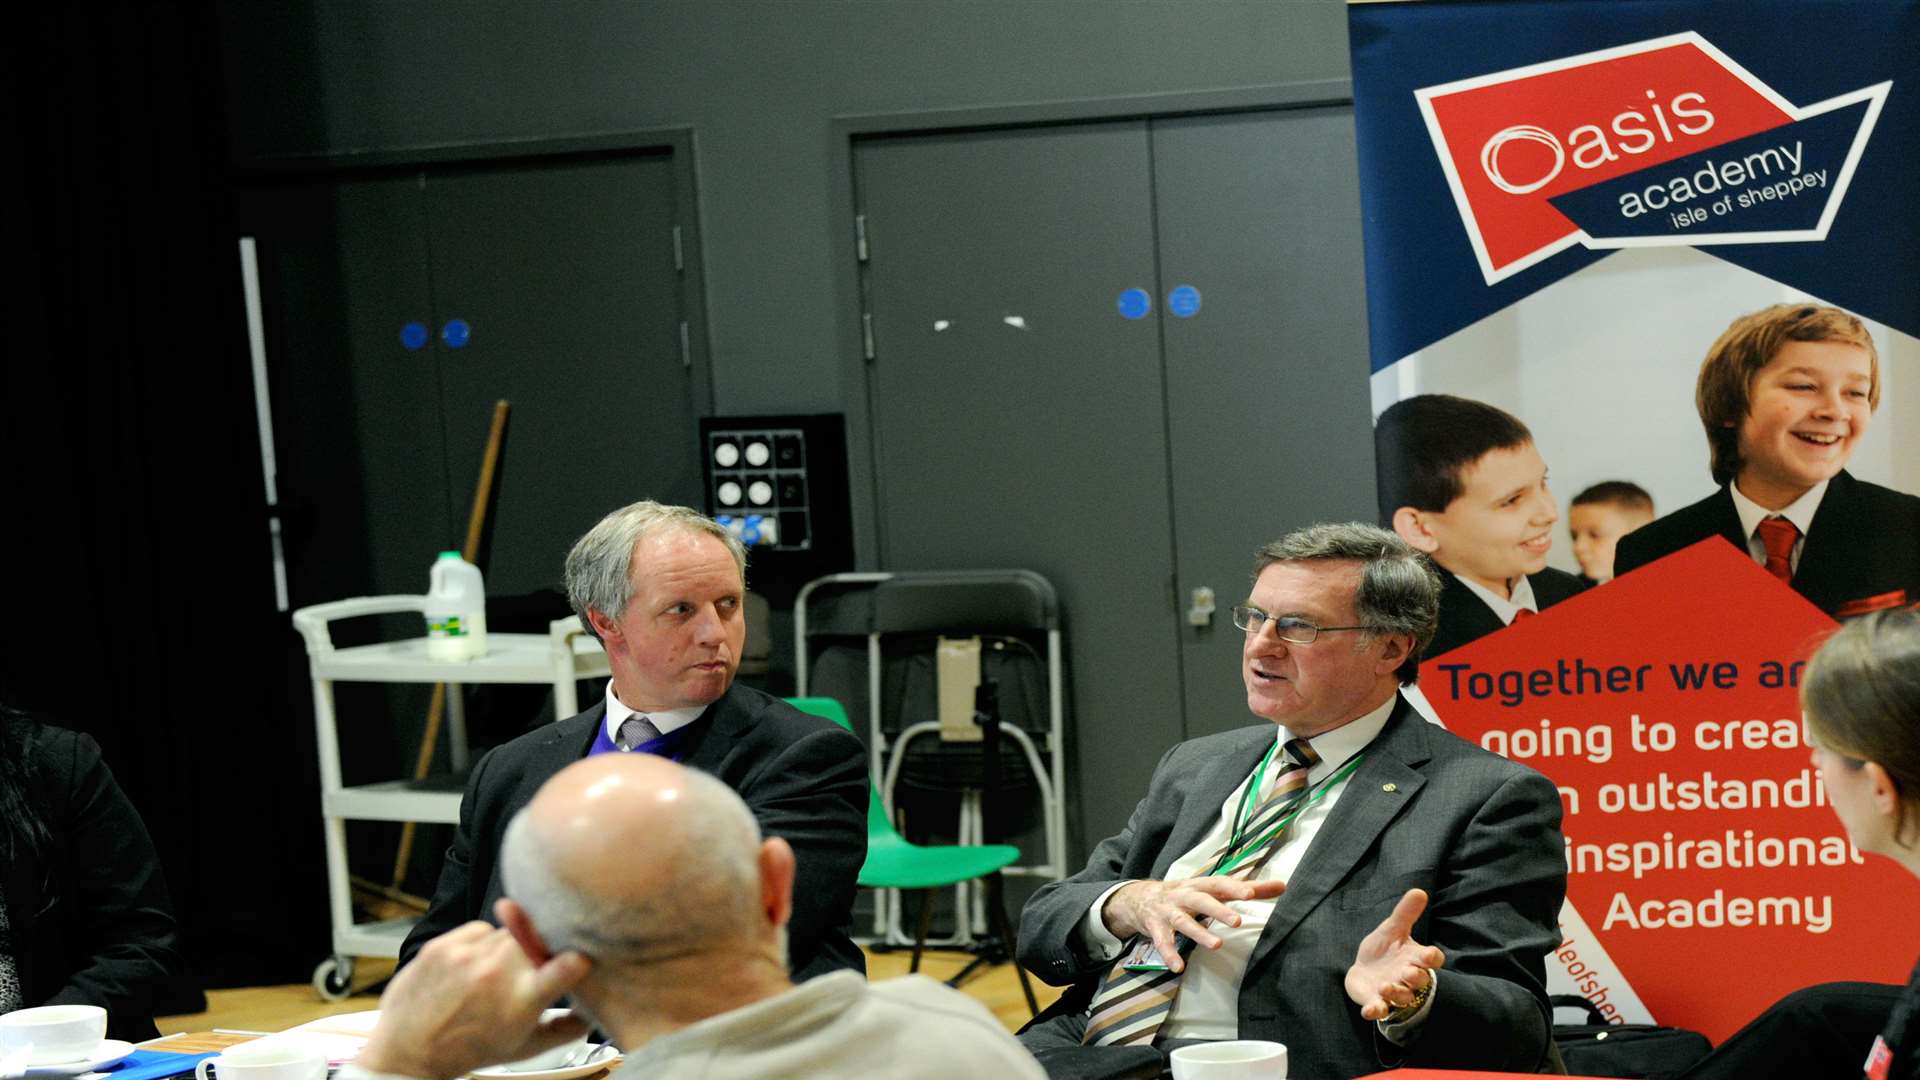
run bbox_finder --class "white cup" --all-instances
[195,1041,328,1080]
[1169,1039,1289,1080]
[483,1010,589,1074]
[0,1005,108,1065]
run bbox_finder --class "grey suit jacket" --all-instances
[1017,695,1565,1078]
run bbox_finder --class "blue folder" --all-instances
[96,1050,216,1080]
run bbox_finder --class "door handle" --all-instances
[1187,585,1217,628]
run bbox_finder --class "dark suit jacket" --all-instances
[1888,958,1920,1080]
[1016,696,1565,1079]
[1680,980,1905,1080]
[398,682,868,980]
[1425,567,1587,661]
[5,724,187,1041]
[1614,471,1920,618]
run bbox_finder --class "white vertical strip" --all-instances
[1368,355,1426,419]
[239,237,290,612]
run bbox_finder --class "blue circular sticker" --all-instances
[1116,288,1152,320]
[1168,286,1202,318]
[400,322,429,351]
[441,319,471,348]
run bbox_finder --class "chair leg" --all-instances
[911,888,935,973]
[986,871,1039,1016]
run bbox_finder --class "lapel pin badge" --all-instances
[1382,783,1399,793]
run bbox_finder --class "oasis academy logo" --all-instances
[1415,33,1888,284]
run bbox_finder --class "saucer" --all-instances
[467,1055,621,1080]
[21,1040,135,1076]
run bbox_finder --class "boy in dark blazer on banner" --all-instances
[1375,394,1587,661]
[1615,303,1920,618]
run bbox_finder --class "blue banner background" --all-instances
[1349,0,1920,372]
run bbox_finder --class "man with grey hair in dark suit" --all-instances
[1017,522,1567,1077]
[400,500,868,980]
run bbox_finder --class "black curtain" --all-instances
[3,3,329,995]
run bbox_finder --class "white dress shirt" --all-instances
[1454,572,1538,626]
[1076,694,1418,1040]
[602,682,707,745]
[1729,478,1827,575]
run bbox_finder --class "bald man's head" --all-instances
[500,755,779,966]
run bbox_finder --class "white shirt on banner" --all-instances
[1454,571,1539,626]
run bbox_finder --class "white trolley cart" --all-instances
[291,596,610,998]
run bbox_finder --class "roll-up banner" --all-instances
[1349,0,1920,1041]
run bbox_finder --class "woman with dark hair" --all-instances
[1,705,187,1042]
[1681,609,1920,1080]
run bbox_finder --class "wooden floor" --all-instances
[155,948,1063,1037]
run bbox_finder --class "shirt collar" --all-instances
[602,681,709,743]
[1453,571,1537,625]
[1281,691,1397,779]
[1729,478,1827,541]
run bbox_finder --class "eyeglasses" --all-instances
[1230,605,1372,644]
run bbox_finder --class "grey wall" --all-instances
[219,0,1364,864]
[218,0,1353,415]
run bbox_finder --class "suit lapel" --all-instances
[1247,699,1429,973]
[1790,470,1855,608]
[1151,727,1276,879]
[677,683,748,774]
[1528,568,1586,608]
[1434,573,1502,658]
[535,700,606,773]
[1705,486,1748,553]
[477,701,606,910]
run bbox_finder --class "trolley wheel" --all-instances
[311,955,355,1001]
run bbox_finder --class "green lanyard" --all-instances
[1211,747,1367,877]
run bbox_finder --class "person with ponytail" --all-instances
[1803,610,1920,1080]
[1682,609,1920,1080]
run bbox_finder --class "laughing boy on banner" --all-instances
[1349,0,1920,1042]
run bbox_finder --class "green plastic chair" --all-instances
[788,696,1038,1013]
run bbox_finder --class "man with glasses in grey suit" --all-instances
[1017,523,1566,1078]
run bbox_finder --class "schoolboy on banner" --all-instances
[1375,394,1586,660]
[1567,482,1655,586]
[1615,302,1920,617]
[1349,0,1920,1043]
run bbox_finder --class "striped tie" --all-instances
[1080,738,1321,1047]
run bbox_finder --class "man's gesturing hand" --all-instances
[357,920,592,1080]
[1102,877,1287,973]
[1345,888,1446,1022]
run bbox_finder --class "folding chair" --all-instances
[787,696,1038,1014]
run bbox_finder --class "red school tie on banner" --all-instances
[1755,516,1800,583]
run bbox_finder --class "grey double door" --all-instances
[242,148,703,611]
[853,106,1377,848]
